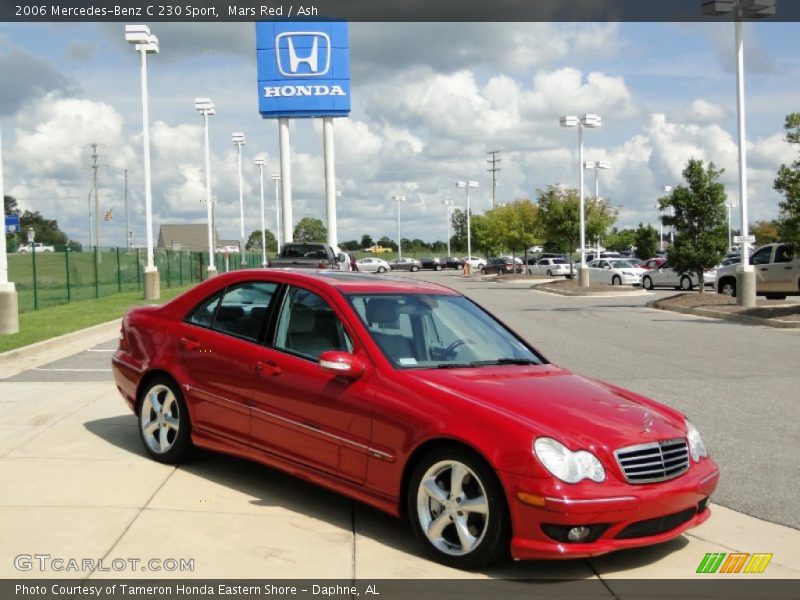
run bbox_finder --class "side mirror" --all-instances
[319,351,365,379]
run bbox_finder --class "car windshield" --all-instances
[347,293,544,369]
[612,259,640,268]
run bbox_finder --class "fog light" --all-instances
[567,526,591,542]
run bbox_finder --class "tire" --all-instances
[408,447,510,569]
[765,294,786,301]
[435,265,442,271]
[642,276,654,290]
[612,275,621,286]
[480,268,486,275]
[680,276,693,291]
[138,376,193,464]
[377,266,386,273]
[547,270,553,277]
[411,266,419,272]
[719,279,737,298]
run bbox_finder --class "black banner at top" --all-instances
[2,0,800,22]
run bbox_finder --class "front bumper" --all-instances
[499,459,719,560]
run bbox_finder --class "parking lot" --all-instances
[1,271,798,580]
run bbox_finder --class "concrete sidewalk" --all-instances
[0,329,798,580]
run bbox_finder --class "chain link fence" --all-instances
[6,247,262,313]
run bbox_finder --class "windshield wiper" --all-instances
[436,358,539,369]
[495,358,539,365]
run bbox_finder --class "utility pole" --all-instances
[123,169,130,252]
[91,143,99,250]
[487,150,501,209]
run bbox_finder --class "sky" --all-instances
[1,20,799,249]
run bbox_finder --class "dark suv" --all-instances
[481,257,524,275]
[443,256,465,269]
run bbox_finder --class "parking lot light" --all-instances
[442,199,455,257]
[456,181,479,271]
[561,115,603,286]
[195,98,217,278]
[271,174,282,252]
[254,158,268,267]
[584,160,611,203]
[232,133,246,255]
[726,202,738,251]
[125,24,160,299]
[391,195,406,259]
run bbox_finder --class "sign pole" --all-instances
[323,117,338,248]
[279,118,293,244]
[0,125,19,334]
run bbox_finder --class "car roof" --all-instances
[204,269,459,295]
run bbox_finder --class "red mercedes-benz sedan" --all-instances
[112,270,719,569]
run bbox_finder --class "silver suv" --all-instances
[716,243,799,300]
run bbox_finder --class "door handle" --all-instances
[785,266,793,270]
[256,360,281,377]
[180,337,200,351]
[759,267,768,271]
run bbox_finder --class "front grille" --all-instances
[614,438,689,484]
[614,507,697,540]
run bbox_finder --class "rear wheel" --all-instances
[411,265,419,272]
[546,269,553,276]
[138,376,192,464]
[680,276,693,291]
[435,264,442,271]
[642,276,654,290]
[719,279,737,297]
[612,275,621,286]
[480,268,486,275]
[377,266,386,273]
[408,447,510,569]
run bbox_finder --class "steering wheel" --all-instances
[442,339,466,360]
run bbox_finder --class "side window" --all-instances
[751,247,773,265]
[274,287,352,360]
[775,245,794,263]
[186,291,222,328]
[211,282,278,341]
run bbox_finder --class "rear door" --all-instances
[177,281,278,444]
[750,246,775,292]
[764,245,797,293]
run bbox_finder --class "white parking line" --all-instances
[87,349,116,353]
[33,368,113,372]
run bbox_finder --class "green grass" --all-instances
[0,284,195,354]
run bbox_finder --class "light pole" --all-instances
[561,114,603,286]
[726,201,738,251]
[656,204,665,252]
[254,158,268,267]
[195,97,217,278]
[391,195,406,259]
[702,0,775,306]
[271,174,282,252]
[0,124,19,335]
[442,199,455,256]
[663,185,676,245]
[232,132,246,258]
[125,24,160,299]
[455,181,479,272]
[584,160,611,202]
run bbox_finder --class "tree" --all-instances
[661,159,728,293]
[360,234,374,249]
[4,195,20,216]
[450,208,467,252]
[339,239,361,251]
[377,236,397,251]
[483,199,541,254]
[19,210,69,247]
[605,227,637,252]
[774,113,800,247]
[751,220,780,246]
[293,217,327,243]
[245,228,278,252]
[634,223,658,259]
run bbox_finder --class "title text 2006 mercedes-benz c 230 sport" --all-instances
[112,270,719,569]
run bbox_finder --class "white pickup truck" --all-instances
[716,242,800,300]
[17,243,55,253]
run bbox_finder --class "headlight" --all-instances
[533,438,605,483]
[686,420,708,462]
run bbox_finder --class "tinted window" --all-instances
[282,244,328,258]
[274,287,352,360]
[186,292,222,328]
[751,247,773,265]
[211,282,278,341]
[775,245,794,263]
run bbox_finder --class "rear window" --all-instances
[282,244,329,259]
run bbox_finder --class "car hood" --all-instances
[404,365,686,451]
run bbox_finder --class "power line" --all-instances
[487,150,501,209]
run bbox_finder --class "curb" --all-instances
[647,301,800,329]
[533,283,651,297]
[0,318,122,366]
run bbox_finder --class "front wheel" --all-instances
[408,447,510,569]
[546,270,553,277]
[377,266,386,273]
[642,276,654,290]
[612,275,621,286]
[138,377,193,464]
[411,266,419,272]
[480,268,486,275]
[719,279,737,297]
[435,264,442,271]
[680,276,693,291]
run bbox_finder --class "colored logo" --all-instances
[276,32,331,77]
[696,552,773,574]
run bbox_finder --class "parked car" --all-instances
[481,257,524,275]
[388,257,421,272]
[585,251,621,262]
[716,242,800,299]
[443,256,465,269]
[587,258,647,286]
[419,257,444,271]
[18,243,54,253]
[355,257,391,273]
[719,256,740,267]
[641,262,717,291]
[463,256,487,269]
[528,258,571,277]
[269,242,346,270]
[113,269,718,569]
[641,258,667,270]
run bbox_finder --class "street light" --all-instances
[195,97,217,278]
[655,203,665,252]
[232,132,246,257]
[0,124,20,335]
[125,24,160,299]
[254,158,268,267]
[726,201,738,251]
[391,195,406,259]
[584,160,611,202]
[442,199,455,257]
[271,174,282,252]
[702,0,775,306]
[455,181,479,271]
[663,185,676,245]
[561,114,603,286]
